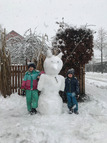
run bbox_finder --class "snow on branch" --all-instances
[6,29,48,65]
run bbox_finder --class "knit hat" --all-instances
[67,68,75,76]
[28,62,36,69]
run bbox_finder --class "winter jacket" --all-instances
[21,70,40,90]
[65,76,79,95]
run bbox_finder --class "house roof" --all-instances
[6,30,24,40]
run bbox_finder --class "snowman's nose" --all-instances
[53,64,58,70]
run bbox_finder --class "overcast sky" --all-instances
[0,0,107,40]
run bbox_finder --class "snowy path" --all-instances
[85,72,107,89]
[0,73,107,143]
[86,76,107,83]
[85,72,107,82]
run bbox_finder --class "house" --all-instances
[6,30,24,41]
[5,30,24,64]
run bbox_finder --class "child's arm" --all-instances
[37,71,45,81]
[21,74,27,90]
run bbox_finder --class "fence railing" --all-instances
[85,61,107,73]
[10,65,27,95]
[10,64,85,96]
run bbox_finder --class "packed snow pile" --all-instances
[0,72,107,143]
[38,50,65,115]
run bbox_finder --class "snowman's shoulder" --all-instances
[58,75,65,80]
[40,73,49,81]
[40,73,45,79]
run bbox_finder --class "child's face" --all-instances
[29,67,34,72]
[68,74,73,78]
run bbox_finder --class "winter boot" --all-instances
[32,108,37,114]
[74,111,79,115]
[29,111,34,115]
[69,108,73,114]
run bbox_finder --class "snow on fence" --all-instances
[10,65,27,95]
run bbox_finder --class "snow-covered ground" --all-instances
[0,72,107,143]
[86,72,107,88]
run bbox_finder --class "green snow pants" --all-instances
[25,90,39,112]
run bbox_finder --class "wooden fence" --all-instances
[10,65,27,95]
[10,64,85,96]
[78,65,85,95]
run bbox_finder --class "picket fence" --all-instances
[10,65,27,95]
[10,64,85,96]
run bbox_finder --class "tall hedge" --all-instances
[52,27,94,76]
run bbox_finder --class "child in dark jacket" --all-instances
[65,68,79,114]
[21,62,40,115]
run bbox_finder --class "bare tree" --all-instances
[95,28,107,73]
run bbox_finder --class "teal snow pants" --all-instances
[25,90,39,112]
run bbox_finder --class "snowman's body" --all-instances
[37,51,65,115]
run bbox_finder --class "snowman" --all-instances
[37,50,65,115]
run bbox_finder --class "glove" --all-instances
[37,75,40,81]
[38,90,41,95]
[76,95,79,99]
[21,89,25,96]
[59,91,67,102]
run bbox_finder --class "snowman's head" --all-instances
[44,50,63,75]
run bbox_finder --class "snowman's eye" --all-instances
[57,61,59,63]
[51,61,54,63]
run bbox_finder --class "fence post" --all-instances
[79,64,85,95]
[18,65,20,95]
[0,50,1,93]
[0,29,11,97]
